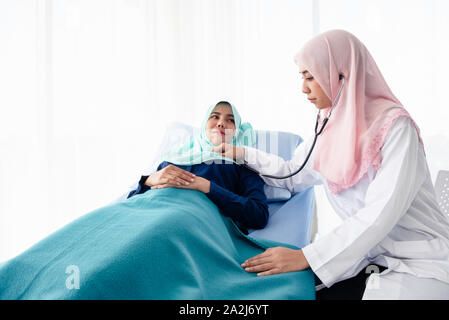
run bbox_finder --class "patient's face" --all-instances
[205,104,236,146]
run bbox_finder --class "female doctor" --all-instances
[212,29,449,300]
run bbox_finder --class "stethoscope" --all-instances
[244,75,345,179]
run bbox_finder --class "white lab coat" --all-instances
[244,117,449,299]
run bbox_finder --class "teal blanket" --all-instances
[0,188,315,300]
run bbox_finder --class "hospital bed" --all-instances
[117,122,316,249]
[0,122,317,300]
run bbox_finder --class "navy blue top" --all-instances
[127,161,269,233]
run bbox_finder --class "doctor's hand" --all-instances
[145,164,196,188]
[241,247,310,277]
[211,143,245,161]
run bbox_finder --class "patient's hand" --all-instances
[211,143,245,160]
[146,164,196,188]
[152,175,211,194]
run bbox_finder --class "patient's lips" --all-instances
[212,129,226,135]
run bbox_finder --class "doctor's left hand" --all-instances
[241,247,310,276]
[211,143,245,161]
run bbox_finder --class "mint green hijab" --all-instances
[159,101,256,166]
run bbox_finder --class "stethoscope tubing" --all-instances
[244,76,345,179]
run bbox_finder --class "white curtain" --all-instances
[1,0,449,261]
[0,0,315,262]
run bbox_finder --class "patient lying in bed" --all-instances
[0,101,315,300]
[127,101,268,233]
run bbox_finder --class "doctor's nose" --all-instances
[302,81,310,94]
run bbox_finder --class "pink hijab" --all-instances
[294,30,424,194]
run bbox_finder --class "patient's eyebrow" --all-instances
[300,70,310,75]
[211,111,234,117]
